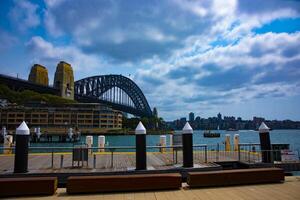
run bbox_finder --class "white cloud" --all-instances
[44,0,66,8]
[44,11,64,37]
[26,36,106,75]
[41,0,300,63]
[3,0,299,120]
[9,0,40,31]
[172,0,209,17]
[135,31,300,120]
[144,27,176,42]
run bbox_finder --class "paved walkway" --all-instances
[5,176,300,200]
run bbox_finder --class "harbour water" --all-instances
[24,129,300,152]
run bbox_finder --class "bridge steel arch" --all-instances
[74,75,152,117]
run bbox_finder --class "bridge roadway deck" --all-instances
[4,176,300,200]
[0,151,255,173]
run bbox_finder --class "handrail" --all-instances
[0,144,211,150]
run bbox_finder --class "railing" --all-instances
[0,144,298,172]
[193,144,240,163]
[238,143,261,163]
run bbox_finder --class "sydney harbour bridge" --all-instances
[0,73,152,117]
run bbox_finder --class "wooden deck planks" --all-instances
[3,177,300,200]
[0,152,220,173]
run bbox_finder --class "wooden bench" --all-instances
[67,173,182,194]
[187,168,284,187]
[0,177,57,197]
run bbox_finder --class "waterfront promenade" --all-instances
[0,151,221,173]
[4,176,300,200]
[0,150,259,173]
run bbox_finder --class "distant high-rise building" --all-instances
[253,117,265,128]
[217,112,222,121]
[28,64,49,86]
[54,61,74,100]
[180,117,187,123]
[153,107,158,118]
[224,116,235,122]
[189,112,195,122]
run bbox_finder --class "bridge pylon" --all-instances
[54,61,74,100]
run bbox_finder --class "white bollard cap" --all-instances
[259,122,270,133]
[182,122,193,134]
[36,127,41,135]
[135,121,146,134]
[16,121,30,135]
[68,128,73,138]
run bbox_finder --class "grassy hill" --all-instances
[0,84,76,105]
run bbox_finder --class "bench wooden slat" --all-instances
[0,177,58,197]
[187,168,284,187]
[67,173,182,194]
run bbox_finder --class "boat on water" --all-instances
[203,126,220,138]
[226,128,239,131]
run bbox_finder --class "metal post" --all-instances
[248,150,251,163]
[205,145,208,163]
[93,154,96,168]
[217,143,219,162]
[77,147,80,167]
[182,122,193,168]
[51,149,54,168]
[135,122,147,170]
[110,149,114,168]
[238,144,241,161]
[14,121,30,173]
[172,148,174,164]
[175,148,178,164]
[60,154,64,168]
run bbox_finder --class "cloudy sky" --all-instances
[0,0,300,121]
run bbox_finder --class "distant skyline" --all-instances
[0,0,300,121]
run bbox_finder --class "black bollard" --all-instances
[259,122,272,163]
[0,127,6,143]
[182,122,193,168]
[14,121,30,173]
[32,134,36,143]
[135,122,147,170]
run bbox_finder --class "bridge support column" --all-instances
[135,122,147,170]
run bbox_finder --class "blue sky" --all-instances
[0,0,300,121]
